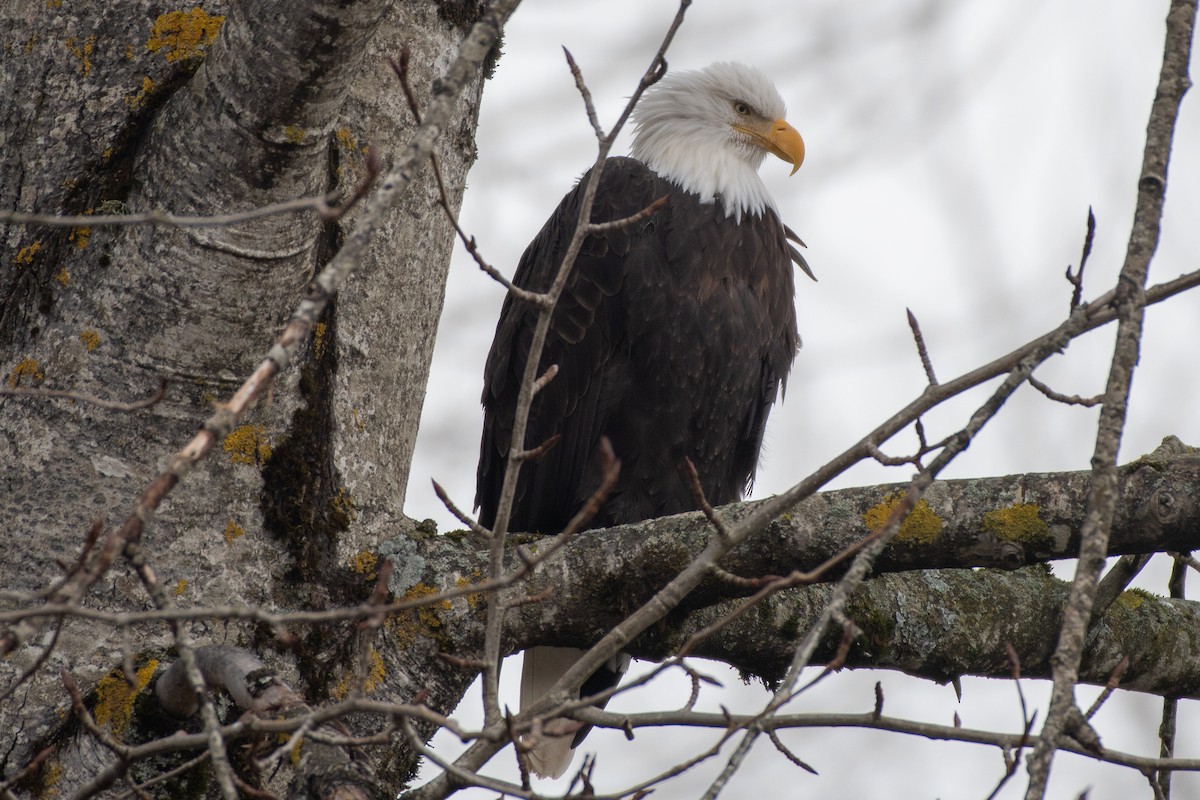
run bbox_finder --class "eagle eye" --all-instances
[733,101,751,116]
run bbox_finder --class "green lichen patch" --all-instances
[1115,587,1158,611]
[864,493,943,545]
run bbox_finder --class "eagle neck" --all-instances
[631,131,776,224]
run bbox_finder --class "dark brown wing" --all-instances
[476,156,799,534]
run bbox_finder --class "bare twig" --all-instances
[587,195,669,233]
[906,308,938,385]
[1027,375,1102,408]
[531,364,559,395]
[1024,2,1197,795]
[1156,554,1187,798]
[564,48,605,140]
[388,50,549,308]
[1089,554,1153,625]
[431,479,492,537]
[1065,207,1096,311]
[512,433,561,462]
[0,380,168,411]
[1084,656,1130,721]
[0,169,378,229]
[684,457,731,541]
[766,728,818,774]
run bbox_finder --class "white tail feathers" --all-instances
[519,646,586,779]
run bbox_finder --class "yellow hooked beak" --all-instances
[733,117,805,175]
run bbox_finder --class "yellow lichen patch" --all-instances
[14,241,42,265]
[173,579,187,596]
[863,492,943,545]
[8,358,44,387]
[455,576,484,609]
[146,8,223,63]
[335,126,357,150]
[363,647,386,692]
[55,267,71,286]
[223,519,245,543]
[69,224,91,250]
[125,75,157,109]
[313,322,328,358]
[386,583,453,649]
[351,549,378,580]
[982,503,1051,547]
[282,125,306,144]
[79,330,101,352]
[408,583,452,631]
[352,407,366,432]
[329,487,357,523]
[46,0,63,8]
[329,648,387,700]
[92,660,159,736]
[39,757,62,797]
[223,424,272,465]
[64,34,95,77]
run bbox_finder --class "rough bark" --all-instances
[378,457,1200,694]
[2,2,1198,798]
[0,0,487,794]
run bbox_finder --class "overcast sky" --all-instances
[405,1,1200,797]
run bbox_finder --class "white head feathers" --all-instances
[631,62,790,220]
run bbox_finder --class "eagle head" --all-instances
[631,62,804,220]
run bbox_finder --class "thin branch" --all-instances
[475,1,682,740]
[1084,656,1130,721]
[586,195,669,233]
[0,173,378,229]
[1025,2,1196,794]
[1089,554,1153,625]
[1156,554,1187,798]
[406,8,690,793]
[388,50,548,308]
[683,457,731,542]
[0,380,168,411]
[569,706,1200,776]
[431,479,492,537]
[1065,207,1097,311]
[1027,375,1102,408]
[906,308,938,385]
[564,48,604,140]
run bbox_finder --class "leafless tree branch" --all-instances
[1024,2,1196,795]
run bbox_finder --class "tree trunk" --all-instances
[1,0,487,793]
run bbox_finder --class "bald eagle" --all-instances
[476,62,808,778]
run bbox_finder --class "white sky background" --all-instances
[405,1,1200,797]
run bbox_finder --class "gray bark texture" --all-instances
[1,0,488,795]
[1,1,1198,798]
